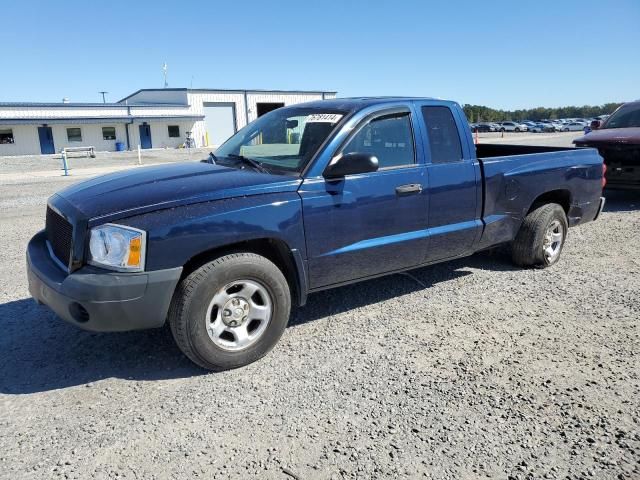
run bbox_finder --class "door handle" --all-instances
[395,183,422,196]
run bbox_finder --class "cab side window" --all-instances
[342,112,415,169]
[421,106,463,164]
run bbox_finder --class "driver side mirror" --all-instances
[590,120,601,130]
[323,152,379,179]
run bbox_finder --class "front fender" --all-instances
[118,193,306,272]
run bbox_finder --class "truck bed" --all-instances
[474,144,603,250]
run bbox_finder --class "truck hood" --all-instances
[574,127,640,146]
[54,162,301,222]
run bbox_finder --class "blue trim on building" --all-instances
[0,115,204,125]
[0,101,191,108]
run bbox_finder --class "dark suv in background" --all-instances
[574,101,640,190]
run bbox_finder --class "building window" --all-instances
[67,127,82,142]
[168,125,180,138]
[102,126,116,140]
[0,128,14,144]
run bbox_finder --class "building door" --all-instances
[139,124,152,149]
[203,103,236,146]
[256,102,285,117]
[37,126,55,154]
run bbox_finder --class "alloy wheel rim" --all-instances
[543,219,563,263]
[205,279,273,351]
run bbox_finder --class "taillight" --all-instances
[602,163,607,189]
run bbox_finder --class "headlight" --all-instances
[88,224,146,272]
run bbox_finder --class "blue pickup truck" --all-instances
[27,98,605,370]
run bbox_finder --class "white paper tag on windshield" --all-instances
[306,113,343,123]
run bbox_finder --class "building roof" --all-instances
[118,87,338,103]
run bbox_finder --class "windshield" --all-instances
[215,107,347,175]
[602,103,640,129]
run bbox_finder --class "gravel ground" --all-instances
[0,157,638,479]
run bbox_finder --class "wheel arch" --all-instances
[527,189,571,215]
[179,237,307,307]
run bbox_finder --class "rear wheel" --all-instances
[168,253,291,370]
[511,203,568,268]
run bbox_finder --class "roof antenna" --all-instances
[162,62,168,88]
[99,91,108,103]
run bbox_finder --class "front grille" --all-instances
[599,146,640,164]
[46,206,73,267]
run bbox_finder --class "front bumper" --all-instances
[27,230,182,332]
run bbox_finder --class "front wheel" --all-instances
[511,203,568,268]
[168,253,291,370]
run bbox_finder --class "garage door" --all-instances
[203,103,236,146]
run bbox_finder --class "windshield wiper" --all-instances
[226,154,270,174]
[200,151,218,164]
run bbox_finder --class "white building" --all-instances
[0,88,336,156]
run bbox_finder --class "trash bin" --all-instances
[115,142,125,152]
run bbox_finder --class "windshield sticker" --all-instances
[306,113,343,123]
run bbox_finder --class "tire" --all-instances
[515,127,520,132]
[168,253,291,371]
[511,203,568,268]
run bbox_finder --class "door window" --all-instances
[421,106,463,164]
[342,112,415,169]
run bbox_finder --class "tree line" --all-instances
[463,103,621,123]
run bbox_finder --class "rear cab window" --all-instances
[421,106,463,164]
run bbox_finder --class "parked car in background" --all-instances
[574,100,640,189]
[499,121,528,132]
[472,123,497,132]
[536,122,556,132]
[527,123,546,133]
[562,122,587,131]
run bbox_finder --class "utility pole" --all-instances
[99,91,108,103]
[162,63,168,88]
